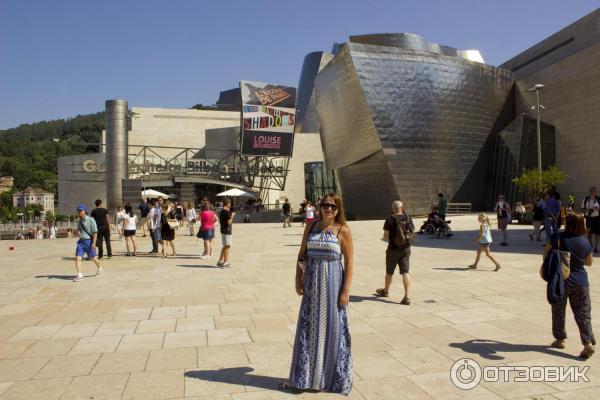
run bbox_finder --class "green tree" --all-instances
[512,165,568,196]
[45,211,56,224]
[0,191,12,208]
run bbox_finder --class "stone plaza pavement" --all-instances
[0,214,600,399]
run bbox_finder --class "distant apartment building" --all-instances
[12,187,55,216]
[0,176,14,194]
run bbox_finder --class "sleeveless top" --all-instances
[480,223,492,244]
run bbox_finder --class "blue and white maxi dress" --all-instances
[289,227,352,395]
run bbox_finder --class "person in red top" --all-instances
[198,201,218,259]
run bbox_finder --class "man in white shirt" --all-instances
[147,199,160,254]
[581,186,600,253]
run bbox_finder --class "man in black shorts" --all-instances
[376,200,414,305]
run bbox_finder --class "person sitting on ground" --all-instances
[514,202,526,223]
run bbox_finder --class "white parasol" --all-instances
[216,188,255,197]
[141,189,170,199]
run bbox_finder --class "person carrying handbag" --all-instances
[543,212,595,358]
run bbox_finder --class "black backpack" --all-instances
[393,214,414,248]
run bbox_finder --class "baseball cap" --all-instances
[76,204,87,212]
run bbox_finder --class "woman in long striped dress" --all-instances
[282,192,354,395]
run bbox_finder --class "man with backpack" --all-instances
[376,200,415,305]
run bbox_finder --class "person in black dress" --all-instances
[160,204,176,257]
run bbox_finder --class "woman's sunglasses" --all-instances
[320,202,338,211]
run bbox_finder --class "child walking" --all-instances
[470,214,501,271]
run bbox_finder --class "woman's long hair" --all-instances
[124,203,134,218]
[565,212,586,236]
[319,192,347,226]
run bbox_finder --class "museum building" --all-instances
[58,9,600,219]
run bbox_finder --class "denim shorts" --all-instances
[201,228,215,240]
[75,239,97,258]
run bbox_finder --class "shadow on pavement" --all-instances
[35,274,78,280]
[449,339,582,361]
[184,367,291,392]
[432,265,495,272]
[350,295,403,305]
[433,267,478,271]
[176,264,222,269]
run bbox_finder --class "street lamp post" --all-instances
[525,83,545,173]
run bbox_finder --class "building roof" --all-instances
[13,187,53,196]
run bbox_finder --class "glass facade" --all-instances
[304,162,337,202]
[488,115,556,204]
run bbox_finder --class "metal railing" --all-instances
[446,203,472,214]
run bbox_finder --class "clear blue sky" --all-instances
[1,0,598,130]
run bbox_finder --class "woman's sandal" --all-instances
[401,297,411,305]
[551,339,565,349]
[278,382,292,390]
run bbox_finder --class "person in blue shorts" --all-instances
[74,204,102,282]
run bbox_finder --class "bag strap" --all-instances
[300,220,320,259]
[78,219,93,239]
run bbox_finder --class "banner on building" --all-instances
[240,81,296,157]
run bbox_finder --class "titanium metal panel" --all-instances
[350,33,458,57]
[315,37,514,218]
[295,52,333,133]
[314,44,383,171]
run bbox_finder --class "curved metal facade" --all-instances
[313,35,515,218]
[295,52,333,133]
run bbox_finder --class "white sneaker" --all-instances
[222,262,231,268]
[199,254,211,260]
[73,275,84,282]
[96,267,103,276]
